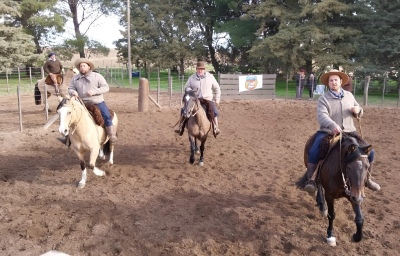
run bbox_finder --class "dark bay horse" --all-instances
[56,96,118,189]
[296,133,372,246]
[34,67,78,111]
[182,89,212,166]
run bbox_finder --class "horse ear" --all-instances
[364,145,372,155]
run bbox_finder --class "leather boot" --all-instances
[304,163,318,195]
[105,125,118,143]
[366,162,381,191]
[213,117,220,136]
[57,135,70,147]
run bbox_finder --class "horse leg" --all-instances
[189,136,195,164]
[352,203,364,242]
[89,147,106,177]
[98,149,106,160]
[76,153,87,189]
[195,140,200,154]
[316,185,327,217]
[198,140,206,167]
[326,197,336,246]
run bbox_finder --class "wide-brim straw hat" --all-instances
[196,61,206,69]
[74,58,95,70]
[320,69,349,86]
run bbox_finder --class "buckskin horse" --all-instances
[296,133,372,246]
[182,89,213,166]
[34,67,78,111]
[56,96,118,189]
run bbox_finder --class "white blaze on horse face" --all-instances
[356,160,363,169]
[58,106,70,136]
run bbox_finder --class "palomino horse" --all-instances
[56,96,118,189]
[182,89,212,166]
[34,67,78,111]
[296,133,372,246]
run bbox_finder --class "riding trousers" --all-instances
[308,131,375,164]
[96,101,113,127]
[181,100,219,117]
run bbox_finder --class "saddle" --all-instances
[84,103,115,127]
[45,74,63,85]
[198,98,217,138]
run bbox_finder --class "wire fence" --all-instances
[1,66,399,133]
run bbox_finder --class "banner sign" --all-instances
[238,75,263,92]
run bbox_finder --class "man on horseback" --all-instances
[175,61,221,136]
[67,58,118,143]
[303,69,380,195]
[43,52,64,94]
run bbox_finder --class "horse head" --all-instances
[182,89,198,119]
[57,96,80,137]
[341,137,371,204]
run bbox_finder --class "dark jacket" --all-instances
[306,75,317,91]
[342,77,353,93]
[295,74,306,88]
[43,59,63,74]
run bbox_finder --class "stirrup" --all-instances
[304,180,316,195]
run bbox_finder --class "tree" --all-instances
[246,0,364,76]
[60,0,121,58]
[11,0,66,55]
[0,0,41,73]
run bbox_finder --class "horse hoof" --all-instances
[326,237,336,247]
[320,210,328,217]
[198,161,204,167]
[77,182,85,189]
[195,150,200,155]
[353,233,363,242]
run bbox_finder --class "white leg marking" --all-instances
[78,168,87,189]
[108,151,114,165]
[98,149,105,160]
[93,167,106,176]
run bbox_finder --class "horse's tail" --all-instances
[34,82,41,105]
[103,140,111,156]
[295,172,308,189]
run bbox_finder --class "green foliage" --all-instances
[0,0,41,73]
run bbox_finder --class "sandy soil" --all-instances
[0,88,399,256]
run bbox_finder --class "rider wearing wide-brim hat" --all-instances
[302,69,380,195]
[68,58,118,143]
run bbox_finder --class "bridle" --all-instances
[338,132,368,196]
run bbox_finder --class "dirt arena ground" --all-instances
[0,88,399,256]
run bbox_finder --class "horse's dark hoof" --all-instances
[353,233,363,242]
[189,158,195,164]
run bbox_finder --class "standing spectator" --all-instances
[43,52,63,94]
[306,72,317,100]
[295,69,306,100]
[342,72,353,93]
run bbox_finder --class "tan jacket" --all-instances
[68,71,109,104]
[317,89,363,133]
[185,72,221,104]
